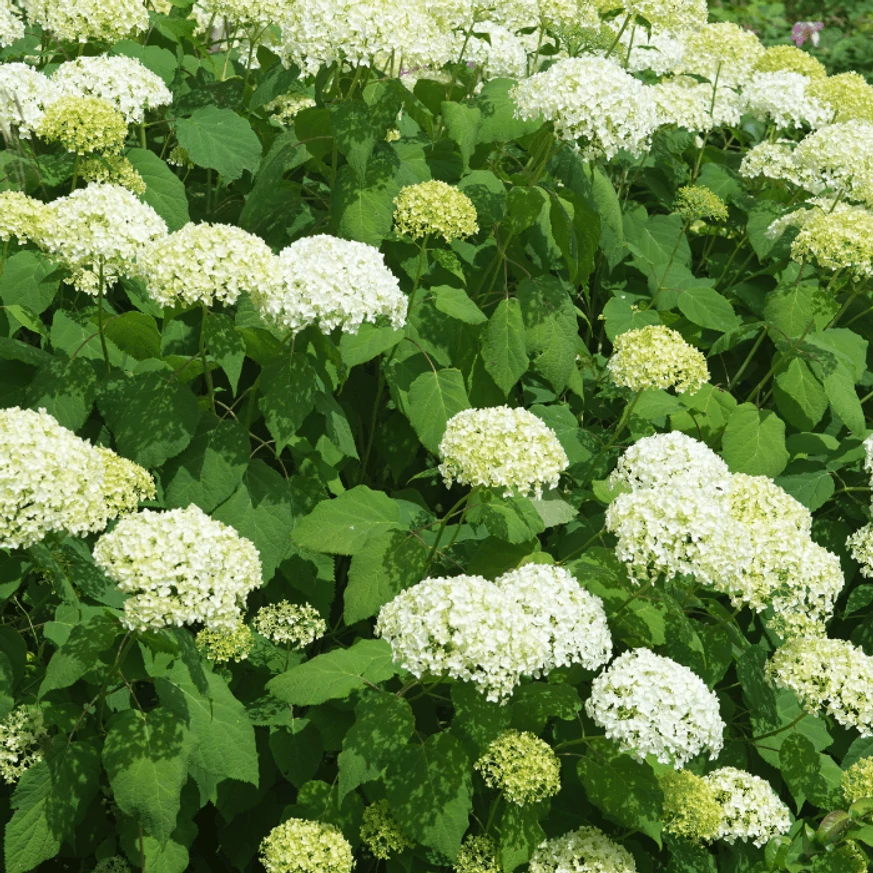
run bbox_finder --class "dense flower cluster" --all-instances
[742,71,831,130]
[474,730,561,805]
[0,706,47,784]
[256,235,407,334]
[675,186,729,222]
[585,648,724,767]
[703,767,792,847]
[50,55,172,124]
[252,601,326,646]
[793,123,873,206]
[651,76,746,132]
[806,71,873,123]
[0,407,153,549]
[679,22,764,88]
[0,63,58,138]
[529,826,637,873]
[37,96,127,154]
[79,154,146,194]
[607,325,710,394]
[359,801,412,859]
[767,637,873,735]
[463,22,528,80]
[788,203,873,278]
[20,0,150,42]
[739,141,824,191]
[0,0,23,47]
[619,0,706,31]
[259,818,354,873]
[842,757,873,804]
[195,623,255,663]
[0,191,46,242]
[753,44,827,78]
[659,769,723,842]
[512,56,659,159]
[393,181,479,243]
[851,524,873,577]
[438,406,569,499]
[454,835,501,873]
[619,27,685,76]
[264,92,317,126]
[93,505,263,632]
[138,223,278,308]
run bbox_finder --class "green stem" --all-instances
[425,492,472,570]
[97,261,110,367]
[604,14,631,59]
[70,154,79,193]
[199,304,216,414]
[484,793,503,835]
[587,389,644,474]
[729,328,767,389]
[744,313,816,404]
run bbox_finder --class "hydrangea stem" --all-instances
[200,303,216,413]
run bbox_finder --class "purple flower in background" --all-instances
[792,21,823,47]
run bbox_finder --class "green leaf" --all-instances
[764,280,837,337]
[775,464,834,511]
[451,682,511,754]
[432,286,487,324]
[173,107,262,182]
[5,742,100,873]
[721,403,789,477]
[156,666,259,787]
[345,529,430,623]
[0,251,59,316]
[385,732,473,860]
[441,101,481,168]
[98,371,200,468]
[25,357,96,431]
[162,418,249,513]
[126,149,190,231]
[332,150,402,246]
[467,491,545,544]
[473,79,542,144]
[267,638,398,705]
[258,354,318,453]
[676,285,739,332]
[773,358,827,431]
[499,803,545,873]
[103,709,193,843]
[337,694,415,799]
[331,101,377,178]
[592,164,625,267]
[577,751,664,847]
[779,733,843,811]
[270,718,323,788]
[103,311,162,360]
[203,311,245,394]
[505,186,545,234]
[510,684,582,733]
[339,322,402,367]
[39,613,120,697]
[517,276,578,393]
[482,298,528,395]
[405,367,471,454]
[292,485,402,555]
[602,296,660,341]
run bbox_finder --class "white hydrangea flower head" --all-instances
[95,447,156,527]
[255,234,407,335]
[51,55,172,124]
[252,601,327,647]
[742,71,831,130]
[138,222,278,308]
[511,56,659,160]
[607,325,710,394]
[0,63,59,138]
[0,407,109,549]
[529,825,637,873]
[793,123,873,207]
[39,184,167,288]
[93,505,264,633]
[0,0,24,47]
[863,433,873,481]
[538,0,600,30]
[0,705,48,785]
[193,0,293,29]
[474,730,561,805]
[20,0,149,42]
[37,95,128,155]
[847,523,873,578]
[375,574,548,702]
[739,141,826,192]
[259,818,354,873]
[651,76,747,132]
[767,637,873,735]
[807,71,873,124]
[789,203,873,278]
[585,648,725,767]
[461,21,528,81]
[703,767,792,847]
[496,564,613,673]
[754,44,827,79]
[679,22,764,89]
[618,27,685,76]
[0,192,47,243]
[615,0,706,32]
[438,406,569,500]
[264,92,317,127]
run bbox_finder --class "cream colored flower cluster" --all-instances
[742,71,831,130]
[659,769,723,842]
[37,95,127,154]
[50,54,172,124]
[619,28,686,76]
[703,767,792,847]
[257,234,407,335]
[93,505,263,633]
[652,76,746,133]
[0,407,154,550]
[847,435,873,576]
[195,0,294,29]
[474,730,561,805]
[21,0,150,43]
[461,21,528,81]
[0,63,59,138]
[0,706,47,785]
[438,406,569,499]
[842,757,873,804]
[678,22,764,89]
[767,637,873,735]
[585,648,724,767]
[511,56,660,160]
[393,181,479,243]
[529,825,637,873]
[264,92,317,127]
[788,203,873,279]
[0,0,24,47]
[138,222,278,308]
[607,325,710,394]
[620,0,706,31]
[807,71,873,124]
[259,818,354,873]
[376,565,611,701]
[252,601,326,647]
[739,141,825,192]
[754,44,827,79]
[454,835,501,873]
[360,800,412,860]
[195,622,255,663]
[79,155,146,195]
[675,186,729,222]
[793,123,873,206]
[0,191,47,243]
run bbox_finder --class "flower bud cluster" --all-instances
[474,730,561,805]
[393,180,479,243]
[252,601,327,647]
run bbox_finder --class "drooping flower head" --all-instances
[253,235,407,335]
[679,22,764,88]
[0,706,48,785]
[585,648,725,767]
[393,180,479,243]
[474,730,561,805]
[529,825,637,873]
[512,56,660,159]
[252,601,326,647]
[607,325,710,394]
[137,222,278,308]
[259,818,354,873]
[438,406,569,499]
[703,767,792,847]
[93,505,263,633]
[360,800,413,860]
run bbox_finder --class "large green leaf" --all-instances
[499,803,546,873]
[25,357,96,431]
[482,298,528,395]
[405,367,470,454]
[0,251,59,315]
[173,107,262,182]
[773,358,827,431]
[721,403,789,477]
[259,354,319,453]
[780,733,843,811]
[39,613,120,697]
[126,148,190,231]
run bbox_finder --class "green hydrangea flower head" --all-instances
[360,800,413,860]
[659,769,723,842]
[393,180,479,243]
[454,835,502,873]
[474,729,561,806]
[842,757,873,805]
[37,95,127,154]
[675,186,729,222]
